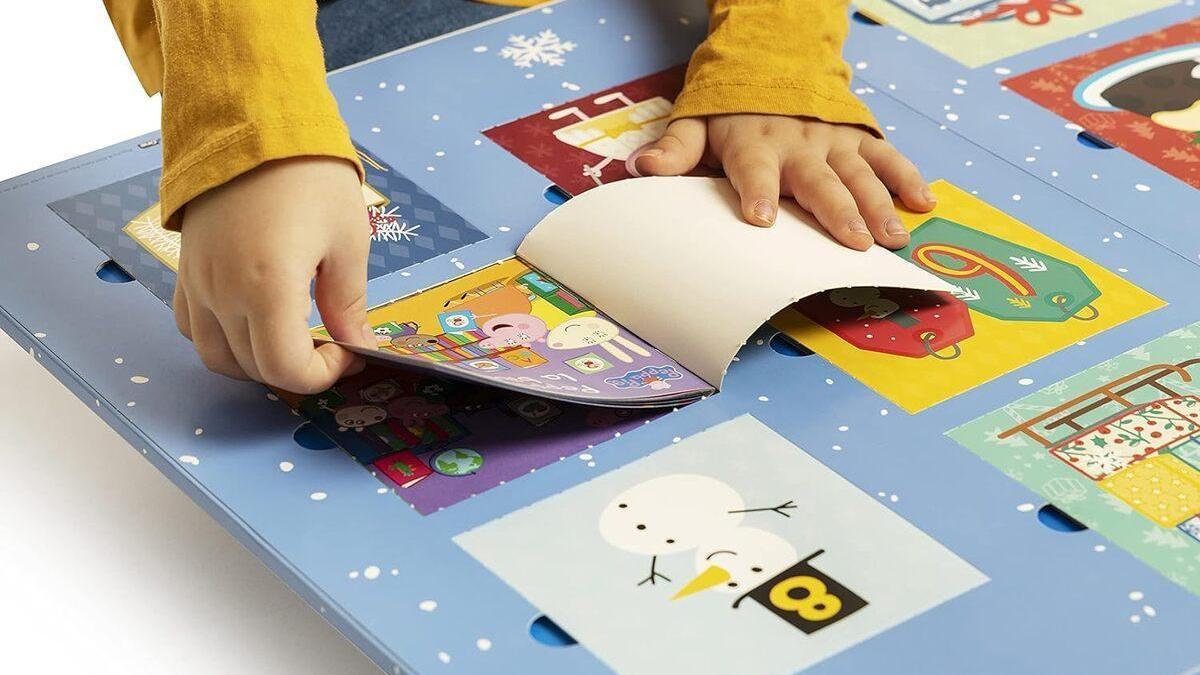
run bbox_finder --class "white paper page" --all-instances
[517,176,955,387]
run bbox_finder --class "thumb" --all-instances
[314,230,374,351]
[628,118,707,177]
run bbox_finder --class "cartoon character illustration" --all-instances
[828,287,902,319]
[599,475,796,586]
[387,396,452,427]
[328,404,388,432]
[548,91,673,185]
[478,313,549,349]
[671,527,799,600]
[391,333,444,353]
[547,317,651,363]
[1075,44,1200,137]
[359,380,401,404]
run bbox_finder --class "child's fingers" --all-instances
[785,161,874,251]
[173,283,193,341]
[828,152,909,250]
[188,305,251,381]
[723,145,782,227]
[314,226,374,351]
[859,139,935,212]
[248,294,359,395]
[214,313,265,383]
[629,118,706,177]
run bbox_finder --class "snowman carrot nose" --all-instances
[671,565,731,600]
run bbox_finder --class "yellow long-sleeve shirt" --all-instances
[103,0,878,228]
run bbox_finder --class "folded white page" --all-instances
[517,176,955,387]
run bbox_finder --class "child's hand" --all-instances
[174,157,375,394]
[632,114,936,251]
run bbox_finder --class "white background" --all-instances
[0,3,379,673]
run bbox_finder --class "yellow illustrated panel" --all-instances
[773,180,1164,413]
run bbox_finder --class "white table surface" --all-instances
[0,4,379,673]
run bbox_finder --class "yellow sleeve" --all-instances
[671,0,880,136]
[102,0,361,229]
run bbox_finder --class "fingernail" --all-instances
[921,186,937,204]
[625,142,662,178]
[847,218,870,234]
[752,200,777,226]
[885,217,908,237]
[361,323,377,347]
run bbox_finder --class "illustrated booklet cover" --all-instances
[318,177,955,408]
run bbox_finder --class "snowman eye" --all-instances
[727,582,738,588]
[618,503,627,508]
[751,567,762,573]
[665,539,675,544]
[636,524,646,530]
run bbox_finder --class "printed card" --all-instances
[948,322,1200,595]
[456,415,987,675]
[319,258,712,406]
[852,0,1174,68]
[1004,18,1200,189]
[772,180,1163,413]
[276,366,653,515]
[48,144,487,303]
[484,66,686,195]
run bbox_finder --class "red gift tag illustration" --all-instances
[794,287,974,360]
[484,66,686,195]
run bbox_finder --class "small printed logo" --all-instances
[438,310,478,333]
[463,358,508,372]
[566,352,613,374]
[605,365,683,391]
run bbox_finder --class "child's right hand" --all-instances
[173,157,376,394]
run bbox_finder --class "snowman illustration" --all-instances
[671,527,799,600]
[325,403,388,432]
[599,474,796,586]
[546,317,651,364]
[548,91,674,186]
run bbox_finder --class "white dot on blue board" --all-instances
[438,652,451,664]
[472,45,487,53]
[832,445,843,451]
[419,600,437,612]
[672,437,681,443]
[880,409,889,416]
[477,638,492,651]
[371,127,381,133]
[1134,184,1150,192]
[1094,544,1106,552]
[354,95,363,101]
[837,425,849,432]
[395,84,406,92]
[757,395,769,402]
[26,242,39,251]
[1016,503,1035,512]
[378,82,387,89]
[310,492,327,501]
[825,378,834,385]
[1018,378,1034,386]
[1011,194,1022,201]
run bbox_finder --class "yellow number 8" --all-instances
[769,575,842,622]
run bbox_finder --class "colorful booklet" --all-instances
[316,177,952,408]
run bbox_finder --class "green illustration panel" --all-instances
[948,323,1200,595]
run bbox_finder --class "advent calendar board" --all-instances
[1,2,1198,674]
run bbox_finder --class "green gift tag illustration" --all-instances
[897,217,1101,323]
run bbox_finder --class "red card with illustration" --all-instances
[484,66,686,195]
[1003,18,1200,189]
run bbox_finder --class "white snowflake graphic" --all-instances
[369,206,420,243]
[499,30,576,68]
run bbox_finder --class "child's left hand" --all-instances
[631,114,936,251]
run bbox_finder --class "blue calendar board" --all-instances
[1,2,1198,673]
